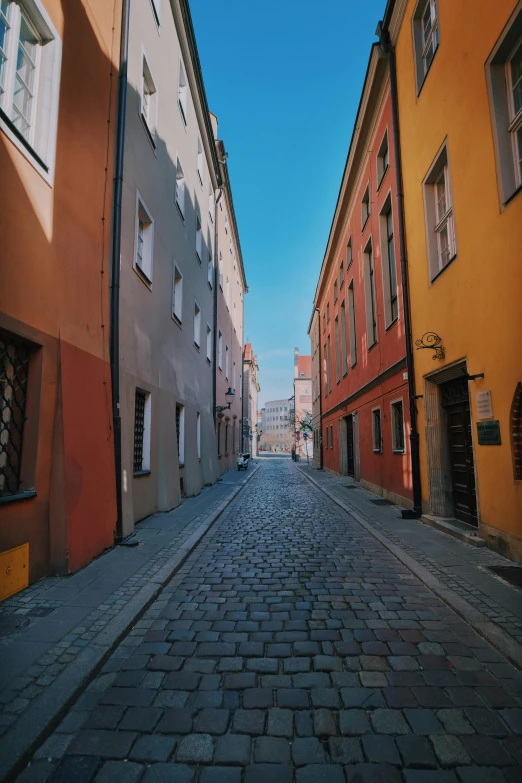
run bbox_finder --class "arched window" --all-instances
[511,383,522,481]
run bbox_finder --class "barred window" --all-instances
[391,400,405,452]
[372,408,382,452]
[133,389,151,474]
[0,331,30,497]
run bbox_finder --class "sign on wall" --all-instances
[477,420,501,445]
[476,390,493,420]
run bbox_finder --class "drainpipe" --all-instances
[378,24,422,518]
[109,0,131,542]
[213,186,224,427]
[315,308,324,470]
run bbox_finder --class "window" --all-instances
[175,157,186,218]
[0,330,30,498]
[363,239,377,347]
[218,330,223,370]
[339,260,345,289]
[380,200,398,326]
[208,183,214,222]
[206,324,212,362]
[134,389,151,474]
[391,400,405,452]
[195,209,202,262]
[196,412,201,459]
[486,8,522,203]
[348,282,357,367]
[141,54,157,144]
[340,301,348,377]
[322,313,326,332]
[330,425,334,449]
[327,334,332,394]
[172,265,183,323]
[372,408,382,453]
[150,0,161,26]
[233,361,236,391]
[224,214,228,234]
[176,404,185,466]
[196,136,203,185]
[225,345,229,379]
[323,343,327,393]
[178,58,187,124]
[226,276,230,308]
[377,130,389,186]
[511,382,522,480]
[325,426,329,449]
[413,0,439,90]
[333,280,338,303]
[233,302,236,331]
[327,302,330,323]
[218,252,223,289]
[334,315,340,384]
[193,302,201,347]
[135,195,154,282]
[423,144,456,280]
[0,0,61,179]
[361,185,370,227]
[347,237,353,270]
[207,237,213,287]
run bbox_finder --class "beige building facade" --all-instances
[293,349,312,459]
[260,399,293,452]
[309,310,322,468]
[242,344,260,455]
[118,0,222,533]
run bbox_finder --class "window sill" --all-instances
[133,470,151,478]
[0,489,37,506]
[196,253,202,265]
[178,101,187,128]
[208,281,213,291]
[368,340,378,352]
[430,253,457,284]
[340,280,344,289]
[385,316,399,332]
[392,449,405,454]
[0,108,50,182]
[504,182,522,207]
[172,314,182,328]
[207,357,211,364]
[176,202,185,222]
[140,113,157,153]
[373,449,383,454]
[194,342,200,351]
[377,165,389,193]
[134,265,153,288]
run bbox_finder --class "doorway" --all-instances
[346,414,355,478]
[440,378,478,526]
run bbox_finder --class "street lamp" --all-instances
[216,387,235,414]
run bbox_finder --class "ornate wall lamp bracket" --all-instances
[415,332,445,360]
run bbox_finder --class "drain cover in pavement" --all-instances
[343,485,358,489]
[26,606,54,617]
[369,498,393,506]
[0,614,31,637]
[487,566,522,589]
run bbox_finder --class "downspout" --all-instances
[315,308,324,470]
[213,186,224,427]
[378,24,422,518]
[109,0,130,542]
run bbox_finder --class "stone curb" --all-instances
[0,464,260,783]
[295,464,522,671]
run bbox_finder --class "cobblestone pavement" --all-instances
[16,459,522,782]
[297,465,522,647]
[0,467,251,743]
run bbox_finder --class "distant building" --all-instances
[293,349,312,459]
[260,399,293,452]
[309,310,322,468]
[242,344,260,455]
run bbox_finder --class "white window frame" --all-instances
[233,360,236,391]
[377,129,389,187]
[507,37,522,189]
[225,344,229,380]
[347,237,353,270]
[372,407,382,453]
[134,192,154,283]
[196,411,201,460]
[195,207,202,262]
[361,184,370,228]
[196,135,203,186]
[0,0,62,184]
[178,57,187,125]
[391,398,405,453]
[149,0,161,27]
[423,142,457,281]
[218,252,223,289]
[194,301,201,348]
[412,0,440,92]
[207,235,213,287]
[140,50,157,147]
[172,265,183,323]
[218,330,223,370]
[206,323,212,362]
[208,183,214,222]
[379,194,399,327]
[175,157,186,219]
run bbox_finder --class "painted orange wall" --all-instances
[0,0,120,581]
[395,0,522,554]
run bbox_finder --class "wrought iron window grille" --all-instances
[0,332,31,498]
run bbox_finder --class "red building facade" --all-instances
[312,46,412,509]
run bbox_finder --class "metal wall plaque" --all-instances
[476,390,493,419]
[477,420,501,445]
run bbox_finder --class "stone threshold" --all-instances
[421,514,486,548]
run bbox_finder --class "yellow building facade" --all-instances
[386,0,522,559]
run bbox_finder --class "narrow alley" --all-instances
[12,458,522,783]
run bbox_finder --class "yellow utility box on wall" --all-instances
[0,544,29,601]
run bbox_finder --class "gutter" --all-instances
[314,309,324,470]
[109,0,131,542]
[377,20,422,518]
[213,186,224,426]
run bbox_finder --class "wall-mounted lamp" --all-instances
[216,387,234,414]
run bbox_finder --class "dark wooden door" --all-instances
[441,380,477,526]
[346,415,355,477]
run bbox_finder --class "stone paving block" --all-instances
[328,737,363,764]
[233,709,266,734]
[243,688,273,709]
[49,755,102,783]
[253,736,291,763]
[361,735,401,764]
[455,768,507,783]
[129,735,176,762]
[147,655,183,672]
[216,658,244,673]
[383,687,418,708]
[310,688,340,708]
[293,673,330,688]
[67,730,137,758]
[404,709,445,735]
[277,689,309,709]
[119,707,162,732]
[370,709,410,735]
[224,673,257,690]
[401,771,458,783]
[267,708,293,737]
[199,768,241,783]
[156,708,193,734]
[313,655,343,672]
[214,733,251,764]
[500,708,522,733]
[194,708,230,734]
[283,658,311,673]
[461,735,514,766]
[295,711,314,737]
[164,672,200,690]
[295,764,345,783]
[430,735,471,767]
[464,708,510,737]
[339,709,371,735]
[292,737,326,765]
[176,733,214,763]
[153,690,189,709]
[345,762,403,782]
[142,763,194,783]
[85,706,126,730]
[360,672,388,688]
[244,764,293,783]
[396,735,437,768]
[313,708,337,736]
[246,658,279,674]
[436,709,475,735]
[34,734,73,760]
[238,642,264,657]
[100,689,155,708]
[94,760,144,783]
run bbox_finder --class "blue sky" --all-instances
[191,0,387,407]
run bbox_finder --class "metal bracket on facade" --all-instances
[415,332,445,360]
[463,373,485,381]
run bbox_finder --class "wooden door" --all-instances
[441,380,477,526]
[346,415,355,477]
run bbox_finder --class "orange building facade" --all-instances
[311,47,413,508]
[0,0,120,585]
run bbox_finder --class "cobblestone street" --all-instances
[14,459,522,782]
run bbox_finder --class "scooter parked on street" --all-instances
[237,453,250,471]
